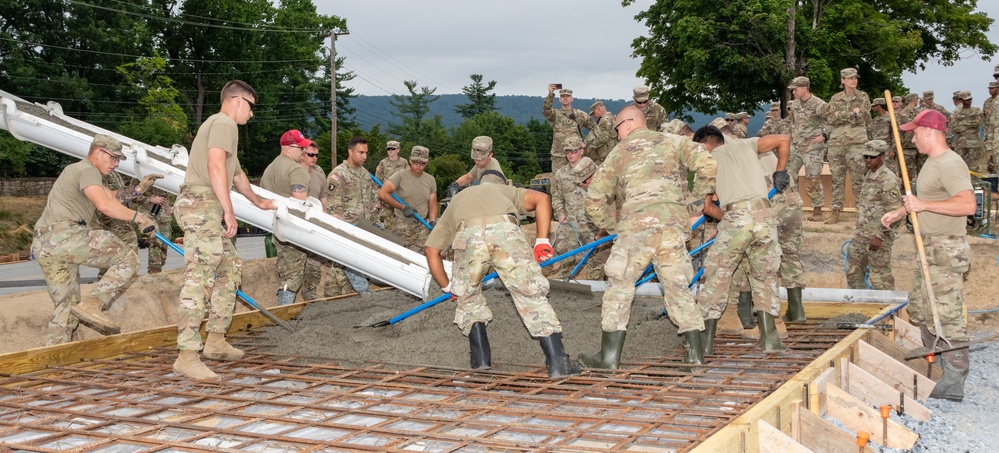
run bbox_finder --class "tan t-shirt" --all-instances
[183,112,243,195]
[713,137,769,205]
[260,154,310,198]
[388,168,437,219]
[426,183,527,250]
[36,160,104,229]
[468,158,504,182]
[307,164,325,199]
[916,150,973,236]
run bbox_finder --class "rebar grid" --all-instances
[0,324,850,452]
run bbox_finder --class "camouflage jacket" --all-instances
[584,112,618,165]
[924,103,950,119]
[326,162,380,224]
[951,106,983,149]
[732,123,748,138]
[983,97,996,143]
[543,94,596,155]
[640,101,669,131]
[375,156,409,182]
[790,95,827,148]
[756,119,777,137]
[551,164,597,234]
[898,106,918,148]
[868,114,892,143]
[585,128,716,233]
[95,172,142,228]
[823,90,871,146]
[856,164,902,241]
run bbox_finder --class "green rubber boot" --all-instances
[783,287,806,322]
[578,330,626,369]
[757,311,788,352]
[682,330,704,365]
[701,318,717,356]
[737,291,755,328]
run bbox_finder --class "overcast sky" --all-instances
[320,1,999,106]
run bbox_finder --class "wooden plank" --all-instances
[846,362,932,421]
[865,331,942,380]
[758,419,812,453]
[792,400,877,453]
[855,339,935,401]
[893,317,922,350]
[794,302,886,320]
[826,384,918,450]
[810,362,839,416]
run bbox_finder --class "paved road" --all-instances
[0,236,268,297]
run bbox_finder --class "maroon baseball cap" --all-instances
[279,129,314,147]
[899,110,948,132]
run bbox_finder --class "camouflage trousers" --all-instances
[826,144,866,211]
[550,146,568,174]
[846,235,894,290]
[323,263,369,295]
[95,219,137,278]
[551,221,609,280]
[602,222,700,334]
[138,203,172,272]
[794,142,826,208]
[957,146,988,174]
[451,220,562,337]
[173,188,240,351]
[697,205,781,318]
[772,191,806,288]
[391,215,430,254]
[274,237,309,293]
[301,253,324,301]
[31,223,139,345]
[908,235,971,342]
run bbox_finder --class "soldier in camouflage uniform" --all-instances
[869,98,897,174]
[693,126,791,354]
[951,91,985,172]
[662,118,695,137]
[982,81,999,172]
[846,140,902,290]
[882,109,975,402]
[580,106,717,367]
[93,171,139,279]
[173,81,274,380]
[899,93,921,178]
[550,138,607,280]
[261,130,313,306]
[632,85,668,131]
[301,143,327,301]
[756,103,781,137]
[821,68,871,224]
[378,146,437,253]
[135,187,171,273]
[32,134,158,345]
[375,140,409,228]
[787,76,828,222]
[424,175,581,379]
[324,137,381,296]
[543,84,596,173]
[921,91,950,119]
[732,112,749,138]
[584,101,618,165]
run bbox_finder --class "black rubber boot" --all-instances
[700,319,717,356]
[737,291,755,328]
[783,287,806,322]
[539,333,582,379]
[757,311,788,352]
[682,330,704,365]
[929,347,969,402]
[578,330,626,369]
[468,322,491,370]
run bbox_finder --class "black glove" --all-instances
[429,220,436,228]
[402,206,416,218]
[447,182,461,198]
[772,170,790,194]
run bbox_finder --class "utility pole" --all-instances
[320,29,349,167]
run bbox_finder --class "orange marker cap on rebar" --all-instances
[926,354,935,363]
[857,431,870,445]
[880,405,891,418]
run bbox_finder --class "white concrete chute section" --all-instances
[0,89,443,299]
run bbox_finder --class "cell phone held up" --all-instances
[554,83,562,90]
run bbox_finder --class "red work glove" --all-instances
[534,238,554,262]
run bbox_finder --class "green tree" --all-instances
[455,74,498,118]
[388,80,441,143]
[116,54,189,146]
[427,154,467,200]
[625,0,996,117]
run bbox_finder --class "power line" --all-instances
[67,0,327,34]
[1,37,316,64]
[348,32,459,93]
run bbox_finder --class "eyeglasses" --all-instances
[635,100,648,105]
[100,148,120,164]
[412,161,427,166]
[231,96,255,111]
[305,153,318,158]
[726,119,735,122]
[863,154,884,160]
[614,118,634,133]
[566,148,584,153]
[387,147,398,150]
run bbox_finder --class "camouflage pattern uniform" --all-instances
[898,98,921,179]
[375,151,409,227]
[732,113,749,139]
[94,172,138,263]
[983,89,998,172]
[585,128,717,334]
[950,97,985,172]
[640,102,669,132]
[543,90,596,173]
[136,188,173,273]
[847,142,902,290]
[551,156,606,280]
[324,161,380,295]
[868,100,895,174]
[585,106,618,165]
[789,88,828,208]
[302,163,327,301]
[823,87,871,211]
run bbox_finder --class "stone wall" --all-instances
[0,178,57,196]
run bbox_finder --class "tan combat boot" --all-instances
[741,315,788,340]
[824,209,841,224]
[203,332,245,361]
[717,304,749,336]
[808,207,823,222]
[173,350,219,381]
[71,296,120,335]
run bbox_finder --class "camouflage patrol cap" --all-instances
[559,89,573,97]
[787,76,810,88]
[571,157,598,184]
[904,93,919,102]
[863,140,889,157]
[386,140,400,150]
[871,98,886,107]
[770,102,780,110]
[470,136,493,159]
[661,119,688,135]
[993,64,999,76]
[724,112,735,120]
[633,85,650,102]
[892,96,902,103]
[958,90,972,100]
[410,145,429,163]
[709,117,729,130]
[589,101,604,113]
[734,112,749,120]
[840,67,859,79]
[562,136,584,151]
[990,82,999,89]
[91,134,126,160]
[923,90,934,99]
[952,91,962,99]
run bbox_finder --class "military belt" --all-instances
[34,220,87,237]
[921,234,966,244]
[458,214,519,229]
[724,198,771,212]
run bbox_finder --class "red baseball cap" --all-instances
[899,110,948,132]
[280,129,314,147]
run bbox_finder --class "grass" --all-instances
[0,196,47,255]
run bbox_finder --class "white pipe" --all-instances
[573,281,908,304]
[0,91,447,300]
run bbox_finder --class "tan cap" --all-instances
[470,136,492,159]
[559,88,573,96]
[770,102,780,110]
[589,100,604,113]
[993,64,999,75]
[91,134,126,160]
[386,140,400,149]
[840,67,859,78]
[892,96,902,102]
[724,112,735,120]
[410,145,429,163]
[989,82,999,89]
[952,90,962,99]
[734,112,749,120]
[863,140,889,157]
[764,112,772,119]
[872,98,886,106]
[904,92,919,102]
[633,84,650,102]
[710,117,729,130]
[958,90,973,100]
[571,157,597,184]
[562,136,584,151]
[787,76,810,88]
[661,119,688,135]
[923,90,934,99]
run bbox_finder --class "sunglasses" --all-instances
[231,95,255,111]
[305,152,318,157]
[863,154,884,160]
[614,118,634,133]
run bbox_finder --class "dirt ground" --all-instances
[1,213,998,360]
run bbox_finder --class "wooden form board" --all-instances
[757,419,811,453]
[825,383,918,450]
[893,316,923,350]
[865,329,942,380]
[844,360,931,421]
[790,400,877,453]
[855,339,936,401]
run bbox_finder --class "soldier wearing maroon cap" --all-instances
[881,109,975,402]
